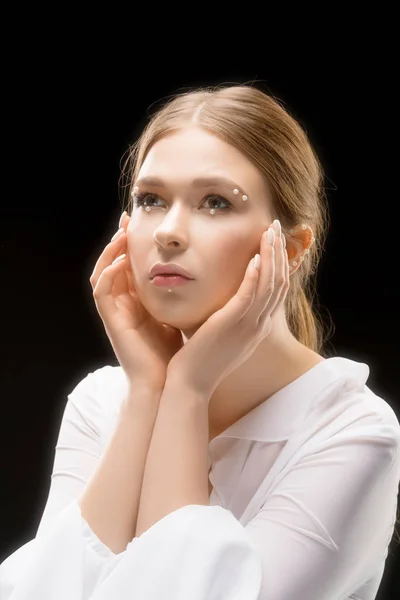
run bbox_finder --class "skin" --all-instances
[126,127,325,441]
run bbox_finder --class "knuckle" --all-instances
[276,275,286,287]
[266,283,274,296]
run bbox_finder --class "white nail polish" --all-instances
[119,211,127,228]
[111,227,124,242]
[112,253,126,265]
[272,219,281,236]
[267,227,275,246]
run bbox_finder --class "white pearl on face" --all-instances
[233,188,240,195]
[210,209,216,215]
[301,223,307,230]
[242,195,248,201]
[145,206,151,212]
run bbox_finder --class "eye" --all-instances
[133,192,162,208]
[202,194,232,211]
[133,192,233,212]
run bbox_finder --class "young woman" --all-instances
[2,84,399,599]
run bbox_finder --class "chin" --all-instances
[139,284,230,333]
[155,311,206,334]
[141,299,208,333]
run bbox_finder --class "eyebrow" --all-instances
[135,175,246,195]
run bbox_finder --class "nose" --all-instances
[153,205,189,249]
[154,229,186,249]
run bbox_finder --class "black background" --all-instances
[1,14,399,598]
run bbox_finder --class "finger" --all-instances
[92,252,128,317]
[90,231,126,290]
[125,264,136,296]
[216,254,260,326]
[270,245,290,319]
[119,210,128,228]
[246,228,275,322]
[266,231,288,318]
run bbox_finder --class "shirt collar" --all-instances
[209,357,370,446]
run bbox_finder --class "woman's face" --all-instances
[127,126,273,336]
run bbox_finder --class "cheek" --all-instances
[217,230,256,264]
[126,224,149,281]
[212,231,257,285]
[201,232,256,314]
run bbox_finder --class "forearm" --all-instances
[135,380,210,537]
[78,388,161,554]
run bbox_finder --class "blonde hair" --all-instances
[120,84,334,355]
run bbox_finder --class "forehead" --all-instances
[139,127,269,198]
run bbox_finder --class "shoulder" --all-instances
[305,356,400,452]
[65,364,130,433]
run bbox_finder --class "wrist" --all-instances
[122,385,163,416]
[163,361,215,403]
[162,375,211,407]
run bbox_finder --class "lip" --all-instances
[152,275,194,288]
[149,263,195,280]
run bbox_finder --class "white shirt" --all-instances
[1,356,399,600]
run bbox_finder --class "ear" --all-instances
[284,223,315,275]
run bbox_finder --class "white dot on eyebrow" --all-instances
[233,188,240,195]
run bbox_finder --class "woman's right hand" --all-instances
[90,212,184,391]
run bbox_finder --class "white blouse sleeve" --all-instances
[0,369,121,600]
[85,504,262,600]
[0,368,261,600]
[34,370,112,551]
[243,418,400,599]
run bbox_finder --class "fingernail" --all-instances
[112,253,126,265]
[111,227,124,242]
[119,211,127,229]
[272,219,281,236]
[267,227,275,246]
[253,253,261,270]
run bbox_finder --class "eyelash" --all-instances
[132,191,233,213]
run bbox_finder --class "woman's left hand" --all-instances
[166,220,290,399]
